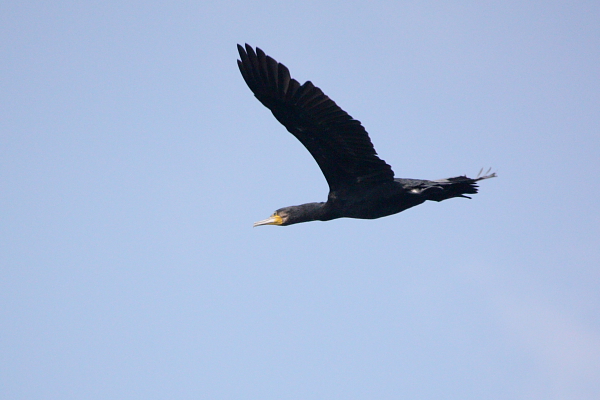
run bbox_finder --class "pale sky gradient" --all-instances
[2,1,599,399]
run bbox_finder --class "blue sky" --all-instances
[1,1,599,399]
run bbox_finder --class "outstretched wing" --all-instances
[237,44,394,191]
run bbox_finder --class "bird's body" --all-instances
[237,44,495,227]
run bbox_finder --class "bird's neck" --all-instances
[287,202,329,225]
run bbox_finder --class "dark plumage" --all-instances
[237,44,496,227]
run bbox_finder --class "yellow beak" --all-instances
[253,214,283,227]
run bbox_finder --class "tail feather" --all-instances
[425,170,497,201]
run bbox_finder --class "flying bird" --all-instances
[237,44,496,227]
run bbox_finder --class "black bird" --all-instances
[237,44,496,227]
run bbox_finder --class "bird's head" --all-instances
[252,203,327,227]
[253,208,290,227]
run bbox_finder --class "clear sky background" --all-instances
[2,1,599,399]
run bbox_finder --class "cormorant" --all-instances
[237,44,496,227]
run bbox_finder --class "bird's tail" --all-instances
[423,168,497,201]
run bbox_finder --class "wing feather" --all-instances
[237,44,394,190]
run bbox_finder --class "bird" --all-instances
[237,44,496,227]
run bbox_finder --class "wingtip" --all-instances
[237,43,258,57]
[245,44,256,58]
[237,43,248,59]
